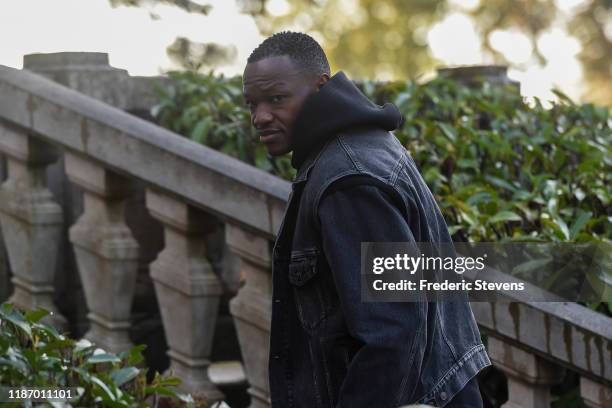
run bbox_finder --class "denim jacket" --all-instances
[269,126,491,408]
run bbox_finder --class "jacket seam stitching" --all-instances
[393,301,427,406]
[416,343,487,403]
[438,312,459,361]
[337,133,365,172]
[389,152,405,185]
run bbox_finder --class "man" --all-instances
[243,31,491,408]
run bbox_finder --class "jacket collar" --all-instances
[292,137,334,184]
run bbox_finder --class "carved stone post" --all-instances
[0,153,10,303]
[0,125,66,328]
[437,65,520,91]
[65,153,139,353]
[488,336,564,408]
[580,377,612,408]
[145,188,224,402]
[226,224,272,408]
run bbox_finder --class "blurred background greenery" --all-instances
[2,0,609,104]
[106,0,611,106]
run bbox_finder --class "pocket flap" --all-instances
[288,254,318,287]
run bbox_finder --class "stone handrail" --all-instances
[472,296,612,407]
[0,65,289,238]
[0,63,610,407]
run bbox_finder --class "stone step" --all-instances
[208,360,247,386]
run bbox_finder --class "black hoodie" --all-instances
[290,71,404,169]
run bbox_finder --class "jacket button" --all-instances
[440,391,447,401]
[274,299,281,303]
[273,354,280,360]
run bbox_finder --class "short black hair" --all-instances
[248,31,330,77]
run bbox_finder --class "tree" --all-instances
[108,0,238,72]
[109,0,212,14]
[244,0,611,106]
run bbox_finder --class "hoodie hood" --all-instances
[290,71,403,169]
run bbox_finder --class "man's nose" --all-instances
[253,107,273,127]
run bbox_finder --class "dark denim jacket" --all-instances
[269,126,491,408]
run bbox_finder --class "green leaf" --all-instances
[33,322,63,341]
[126,344,146,366]
[157,376,181,387]
[74,338,94,353]
[24,309,50,323]
[489,211,523,223]
[512,257,552,276]
[86,353,122,365]
[90,375,117,402]
[570,210,592,240]
[437,122,456,141]
[110,367,140,387]
[466,191,492,206]
[552,89,575,105]
[457,158,478,170]
[573,188,586,202]
[3,307,32,338]
[190,116,214,144]
[0,355,29,376]
[448,225,463,235]
[485,175,517,192]
[144,385,179,398]
[553,217,570,241]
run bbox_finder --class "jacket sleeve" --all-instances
[317,180,427,408]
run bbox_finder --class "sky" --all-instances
[0,0,591,103]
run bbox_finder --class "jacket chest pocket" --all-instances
[288,250,334,332]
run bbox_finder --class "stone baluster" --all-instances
[580,377,612,408]
[437,65,520,91]
[0,154,9,302]
[65,152,139,353]
[488,336,564,408]
[145,188,224,402]
[226,224,272,408]
[0,124,66,328]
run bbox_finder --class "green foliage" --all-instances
[152,71,611,244]
[0,304,201,407]
[377,78,611,244]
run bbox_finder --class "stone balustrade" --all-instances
[0,63,286,403]
[0,124,66,329]
[0,59,610,407]
[65,152,139,353]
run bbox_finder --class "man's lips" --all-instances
[258,130,283,143]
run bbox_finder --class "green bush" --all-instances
[0,304,204,407]
[152,71,610,245]
[379,80,610,245]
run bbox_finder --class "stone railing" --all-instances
[0,58,610,408]
[0,62,286,405]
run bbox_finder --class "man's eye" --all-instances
[270,95,284,103]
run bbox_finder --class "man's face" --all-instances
[243,55,328,156]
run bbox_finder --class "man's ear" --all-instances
[316,73,330,90]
